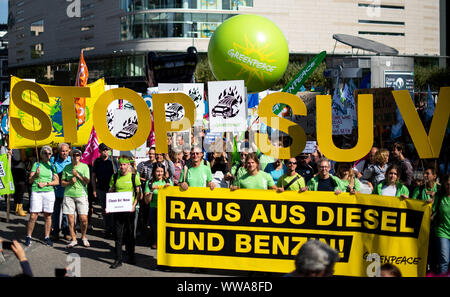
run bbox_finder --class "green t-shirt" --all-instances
[337,178,361,192]
[234,171,275,190]
[276,173,306,191]
[145,179,173,208]
[109,172,141,203]
[31,162,56,192]
[433,195,450,240]
[412,183,438,201]
[230,163,247,180]
[179,164,213,187]
[62,163,90,198]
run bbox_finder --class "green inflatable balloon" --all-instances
[208,14,289,93]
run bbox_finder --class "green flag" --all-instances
[0,153,15,195]
[273,51,327,115]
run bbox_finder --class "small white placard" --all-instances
[106,192,133,213]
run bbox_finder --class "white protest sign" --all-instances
[208,80,247,132]
[106,192,133,213]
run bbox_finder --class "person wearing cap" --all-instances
[92,143,115,238]
[61,148,91,248]
[109,156,141,269]
[25,146,59,247]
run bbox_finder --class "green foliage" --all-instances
[414,65,450,91]
[194,54,216,84]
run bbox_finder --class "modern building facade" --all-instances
[6,0,444,90]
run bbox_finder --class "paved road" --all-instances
[0,197,223,277]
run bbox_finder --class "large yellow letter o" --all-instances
[93,88,151,151]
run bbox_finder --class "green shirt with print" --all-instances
[31,162,56,192]
[179,163,213,187]
[234,171,275,190]
[62,163,90,197]
[276,173,306,191]
[109,172,141,204]
[144,179,173,208]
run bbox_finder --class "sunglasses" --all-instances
[73,153,81,157]
[43,152,52,156]
[191,152,202,155]
[287,162,297,165]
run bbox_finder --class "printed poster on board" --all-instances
[208,80,247,132]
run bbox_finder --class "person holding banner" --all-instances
[276,158,307,192]
[25,146,59,247]
[306,158,342,194]
[109,156,141,269]
[144,163,172,249]
[179,147,215,191]
[61,149,91,248]
[335,162,361,194]
[372,164,409,198]
[432,174,450,275]
[231,153,277,191]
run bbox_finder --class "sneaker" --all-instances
[24,236,32,247]
[66,240,78,248]
[82,238,90,247]
[44,237,53,247]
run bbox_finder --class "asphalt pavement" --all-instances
[0,195,224,277]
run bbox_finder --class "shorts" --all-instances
[63,196,89,215]
[30,191,55,213]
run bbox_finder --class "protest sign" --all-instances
[0,153,14,195]
[105,192,133,213]
[9,76,105,148]
[157,187,431,277]
[208,80,247,132]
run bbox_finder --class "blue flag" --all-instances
[425,84,435,123]
[247,93,259,109]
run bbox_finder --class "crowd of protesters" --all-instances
[4,125,450,276]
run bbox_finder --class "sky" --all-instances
[0,0,7,24]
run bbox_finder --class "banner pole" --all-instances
[6,150,11,223]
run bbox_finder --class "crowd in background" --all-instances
[4,125,450,276]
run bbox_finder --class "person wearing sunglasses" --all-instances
[61,149,91,248]
[277,158,307,193]
[25,146,59,247]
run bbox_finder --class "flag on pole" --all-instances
[425,84,435,124]
[81,126,100,165]
[75,50,89,127]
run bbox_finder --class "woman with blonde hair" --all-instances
[336,162,360,194]
[362,148,389,190]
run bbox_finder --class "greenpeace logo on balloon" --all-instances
[227,49,277,73]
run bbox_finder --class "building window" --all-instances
[81,25,95,31]
[358,3,404,10]
[120,12,235,40]
[358,20,405,26]
[30,20,44,36]
[358,31,405,36]
[30,43,44,59]
[120,0,252,11]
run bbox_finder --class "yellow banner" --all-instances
[9,76,105,148]
[157,187,431,277]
